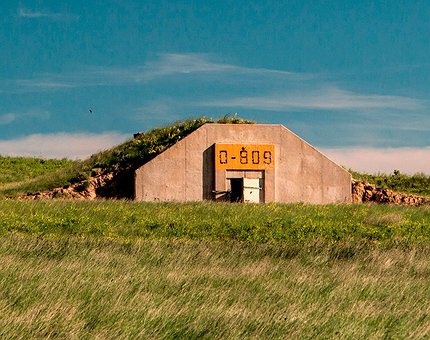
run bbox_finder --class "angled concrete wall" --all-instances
[135,124,352,203]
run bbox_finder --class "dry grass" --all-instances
[364,212,405,227]
[1,235,430,338]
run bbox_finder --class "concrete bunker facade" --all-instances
[135,124,351,204]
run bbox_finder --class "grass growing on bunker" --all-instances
[0,116,254,198]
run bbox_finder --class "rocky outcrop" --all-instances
[352,179,430,206]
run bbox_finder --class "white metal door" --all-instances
[243,178,260,203]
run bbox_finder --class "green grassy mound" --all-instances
[0,116,253,198]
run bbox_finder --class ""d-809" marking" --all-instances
[215,144,275,170]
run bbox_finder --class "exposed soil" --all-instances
[19,168,135,201]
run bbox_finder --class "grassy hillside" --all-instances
[0,116,254,198]
[1,201,430,338]
[0,157,76,186]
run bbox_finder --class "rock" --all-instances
[352,180,427,206]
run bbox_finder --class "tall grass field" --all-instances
[1,200,430,338]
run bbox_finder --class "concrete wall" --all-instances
[135,124,352,203]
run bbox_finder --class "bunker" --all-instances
[135,124,351,203]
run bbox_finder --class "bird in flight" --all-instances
[89,109,93,114]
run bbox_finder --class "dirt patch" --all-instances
[19,171,114,200]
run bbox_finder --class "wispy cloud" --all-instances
[0,113,17,125]
[134,99,181,122]
[9,72,110,92]
[15,79,77,90]
[0,110,50,124]
[0,132,128,159]
[7,53,305,92]
[9,53,423,116]
[64,53,303,85]
[142,53,237,79]
[18,7,79,21]
[322,147,430,174]
[139,53,304,81]
[201,86,424,111]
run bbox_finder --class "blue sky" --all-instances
[1,1,429,173]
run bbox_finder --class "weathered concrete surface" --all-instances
[135,124,352,203]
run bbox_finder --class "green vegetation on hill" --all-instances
[351,170,430,196]
[86,115,253,172]
[0,116,254,198]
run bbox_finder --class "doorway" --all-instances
[229,177,262,203]
[230,178,243,202]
